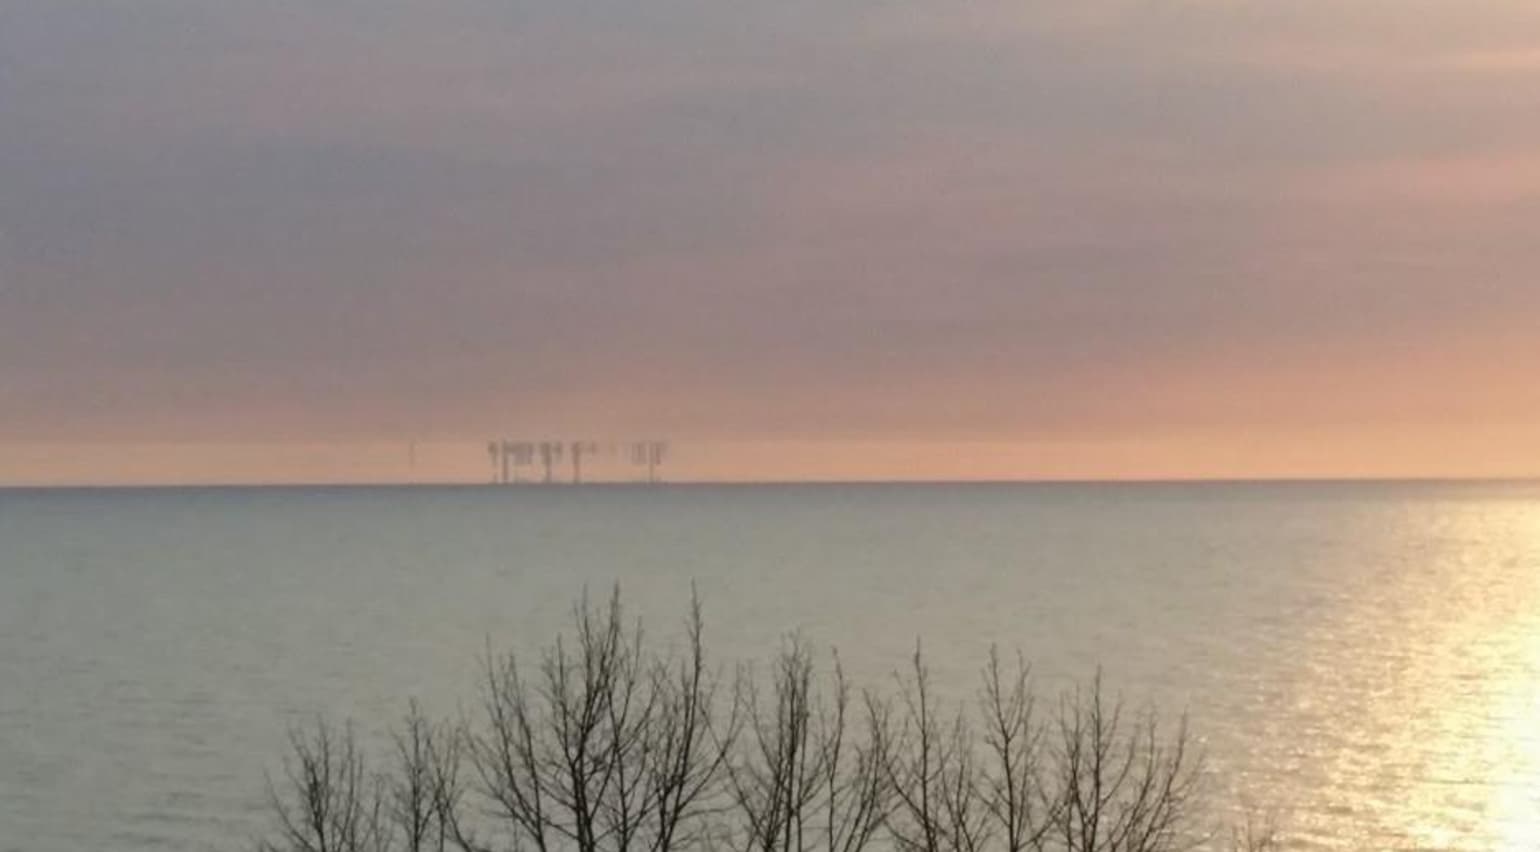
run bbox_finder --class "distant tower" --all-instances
[647,441,668,484]
[630,442,647,481]
[630,440,668,483]
[500,439,515,485]
[570,441,598,484]
[539,441,564,485]
[487,441,500,484]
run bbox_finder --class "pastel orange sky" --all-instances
[3,1,1540,484]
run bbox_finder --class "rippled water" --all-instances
[3,481,1540,850]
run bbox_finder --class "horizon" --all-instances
[6,439,1540,489]
[9,476,1540,492]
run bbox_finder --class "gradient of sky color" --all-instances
[3,1,1540,483]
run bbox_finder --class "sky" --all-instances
[3,1,1540,484]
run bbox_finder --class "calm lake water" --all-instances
[4,481,1540,850]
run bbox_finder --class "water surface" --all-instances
[3,481,1540,850]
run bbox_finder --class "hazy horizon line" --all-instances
[7,475,1540,492]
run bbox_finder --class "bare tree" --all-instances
[388,701,485,852]
[257,588,1277,852]
[887,644,989,852]
[639,590,739,852]
[422,718,486,852]
[262,719,386,852]
[390,701,441,852]
[469,585,738,852]
[474,632,555,852]
[977,648,1053,852]
[724,637,823,852]
[724,639,892,852]
[1048,673,1201,852]
[472,587,643,852]
[814,668,893,852]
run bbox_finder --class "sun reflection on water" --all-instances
[1261,498,1540,849]
[1375,503,1540,850]
[1483,599,1540,849]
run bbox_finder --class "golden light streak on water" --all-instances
[1363,504,1540,850]
[1240,499,1540,849]
[1487,645,1540,849]
[1479,508,1540,849]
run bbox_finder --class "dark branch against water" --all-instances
[255,586,1276,852]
